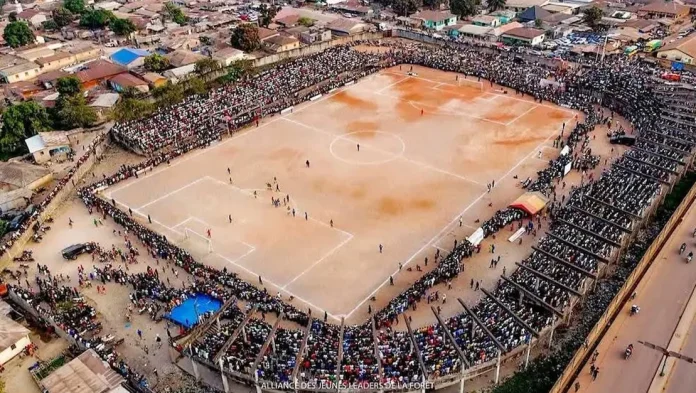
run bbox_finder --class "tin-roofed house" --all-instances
[109,48,150,69]
[38,349,125,393]
[0,301,31,366]
[25,131,73,164]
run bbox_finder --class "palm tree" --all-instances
[487,0,506,13]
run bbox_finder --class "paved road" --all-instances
[573,197,696,393]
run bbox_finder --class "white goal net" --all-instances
[181,228,214,256]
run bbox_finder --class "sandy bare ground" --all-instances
[3,65,629,392]
[102,65,576,323]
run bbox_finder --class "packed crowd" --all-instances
[0,132,108,259]
[112,47,381,154]
[13,38,689,390]
[9,280,152,390]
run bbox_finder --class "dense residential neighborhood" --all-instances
[0,0,690,133]
[0,1,695,393]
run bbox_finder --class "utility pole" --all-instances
[638,340,695,377]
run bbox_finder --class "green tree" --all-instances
[56,76,82,96]
[535,18,543,28]
[144,53,170,72]
[231,24,260,52]
[111,18,136,35]
[194,57,221,77]
[258,4,278,27]
[164,2,187,25]
[392,0,422,17]
[487,0,506,12]
[450,0,480,18]
[55,94,97,128]
[0,102,50,152]
[52,6,74,27]
[297,16,314,27]
[153,82,184,108]
[217,59,253,84]
[42,20,60,31]
[3,21,35,48]
[80,9,115,29]
[186,77,206,95]
[112,97,153,122]
[0,220,8,238]
[64,0,85,14]
[583,6,604,31]
[53,76,97,129]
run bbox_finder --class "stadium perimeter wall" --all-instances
[548,182,696,393]
[0,131,110,269]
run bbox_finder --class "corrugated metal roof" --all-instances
[41,349,124,393]
[89,93,120,108]
[0,302,29,351]
[110,48,149,66]
[25,134,45,154]
[0,161,51,188]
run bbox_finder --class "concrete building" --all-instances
[326,18,367,36]
[16,45,55,62]
[0,301,30,366]
[89,93,120,119]
[0,61,41,83]
[25,131,73,164]
[299,28,332,44]
[638,2,690,20]
[410,10,457,31]
[76,60,126,89]
[503,0,549,13]
[109,73,149,93]
[257,27,280,42]
[265,35,300,53]
[657,35,696,64]
[501,27,546,46]
[109,48,150,69]
[17,9,47,27]
[212,47,245,66]
[39,349,125,393]
[165,49,206,68]
[455,24,493,40]
[141,72,168,87]
[472,15,501,28]
[0,161,53,193]
[35,52,74,72]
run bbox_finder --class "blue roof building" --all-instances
[109,48,150,69]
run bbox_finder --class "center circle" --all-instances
[329,131,406,165]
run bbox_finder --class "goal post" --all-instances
[183,228,214,254]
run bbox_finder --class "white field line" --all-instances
[137,178,207,210]
[342,116,574,318]
[375,75,411,93]
[281,232,354,290]
[105,73,372,198]
[344,190,489,318]
[383,71,483,89]
[505,105,540,126]
[282,117,484,187]
[114,197,341,319]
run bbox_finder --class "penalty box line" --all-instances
[383,71,484,90]
[110,195,344,321]
[167,175,355,318]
